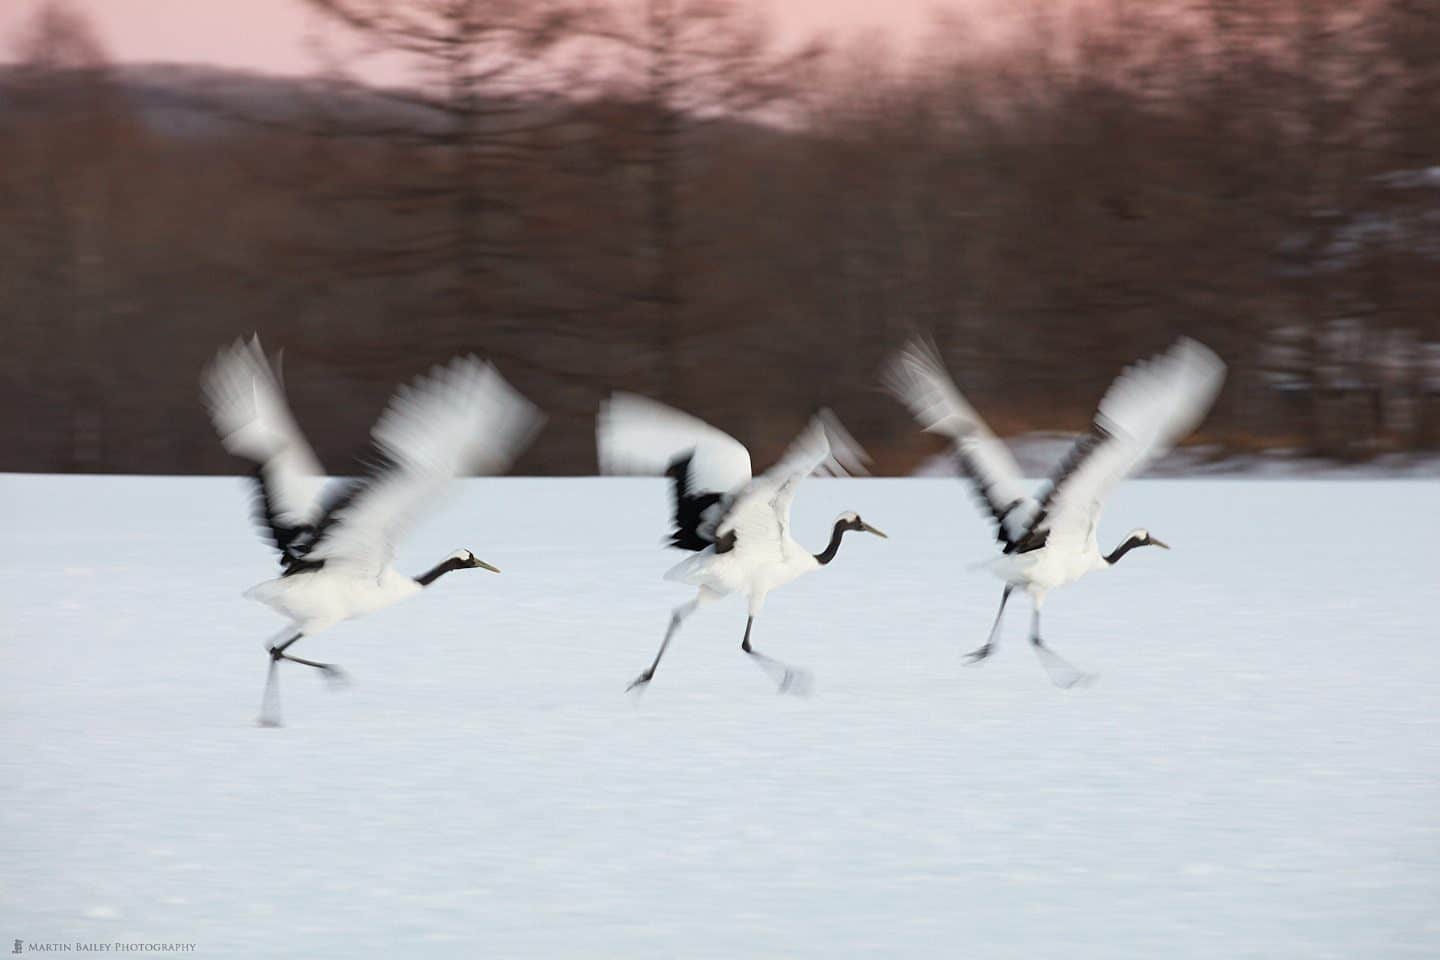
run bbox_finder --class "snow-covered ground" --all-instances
[2,474,1436,958]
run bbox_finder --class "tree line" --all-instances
[3,0,1439,475]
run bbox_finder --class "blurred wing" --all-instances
[307,358,543,577]
[202,336,327,565]
[597,393,753,550]
[597,392,752,491]
[884,338,1037,550]
[778,408,869,482]
[1023,338,1226,553]
[716,409,869,558]
[759,408,868,529]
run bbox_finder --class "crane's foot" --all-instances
[746,650,812,697]
[963,643,994,664]
[271,647,350,690]
[776,667,814,697]
[317,664,350,689]
[1046,667,1097,691]
[1031,638,1096,690]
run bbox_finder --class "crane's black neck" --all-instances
[814,520,855,566]
[415,556,466,586]
[1104,535,1145,566]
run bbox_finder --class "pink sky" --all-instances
[0,0,971,77]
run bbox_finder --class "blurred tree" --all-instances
[295,0,595,363]
[592,0,822,403]
[2,1,131,470]
[3,0,1440,474]
[7,0,106,68]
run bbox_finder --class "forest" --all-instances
[2,0,1439,475]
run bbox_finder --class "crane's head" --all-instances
[1105,528,1170,566]
[836,511,888,539]
[1126,528,1169,551]
[814,512,887,566]
[417,549,502,587]
[453,548,501,573]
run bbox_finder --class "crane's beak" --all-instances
[1150,538,1170,550]
[475,559,501,573]
[860,521,888,539]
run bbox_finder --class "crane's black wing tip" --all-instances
[665,451,725,553]
[1008,420,1118,553]
[247,470,319,568]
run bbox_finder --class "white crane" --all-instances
[598,395,887,693]
[204,337,541,725]
[885,337,1225,687]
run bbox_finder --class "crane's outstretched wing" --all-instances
[715,409,869,558]
[203,336,328,567]
[1017,338,1226,554]
[597,393,753,551]
[884,338,1037,550]
[303,358,542,578]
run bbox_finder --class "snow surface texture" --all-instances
[2,475,1436,958]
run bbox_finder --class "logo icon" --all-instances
[12,940,22,955]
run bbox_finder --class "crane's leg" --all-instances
[259,656,284,728]
[964,584,1014,663]
[259,631,347,728]
[741,616,813,696]
[627,589,714,692]
[270,634,347,683]
[1028,608,1095,689]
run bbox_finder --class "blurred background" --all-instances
[2,0,1438,476]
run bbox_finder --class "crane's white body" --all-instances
[244,565,424,636]
[985,537,1107,599]
[597,394,881,691]
[600,394,867,613]
[889,337,1225,593]
[204,337,540,723]
[886,337,1226,684]
[664,533,820,615]
[205,339,540,641]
